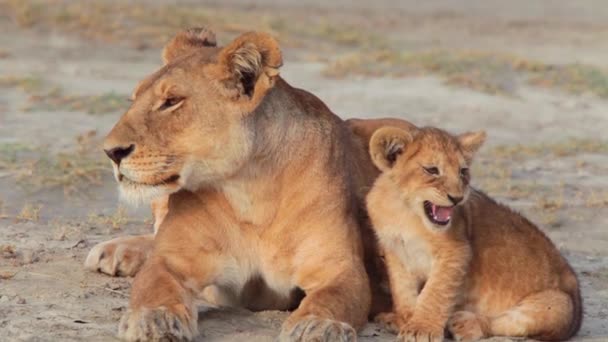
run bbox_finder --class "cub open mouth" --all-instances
[423,201,454,226]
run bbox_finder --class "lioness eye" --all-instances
[423,166,440,176]
[159,97,183,111]
[460,167,469,178]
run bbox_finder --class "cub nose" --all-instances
[448,194,464,205]
[104,144,134,165]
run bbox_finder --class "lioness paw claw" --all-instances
[84,236,152,277]
[118,307,197,341]
[279,316,356,342]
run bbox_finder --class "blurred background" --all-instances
[0,1,606,340]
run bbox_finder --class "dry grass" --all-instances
[0,270,18,280]
[88,206,131,230]
[15,203,42,222]
[24,89,127,115]
[0,199,7,219]
[5,0,43,28]
[530,64,608,98]
[490,138,608,160]
[324,50,608,98]
[585,190,608,208]
[0,75,45,93]
[0,75,127,114]
[2,0,381,50]
[2,131,110,196]
[0,143,34,169]
[325,50,530,95]
[472,138,608,228]
[5,1,608,98]
[16,151,108,195]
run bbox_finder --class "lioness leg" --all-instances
[85,196,169,277]
[279,261,370,342]
[117,256,201,341]
[84,235,154,276]
[488,290,575,341]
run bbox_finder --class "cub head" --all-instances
[103,27,283,204]
[369,126,486,230]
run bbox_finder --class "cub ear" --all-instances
[369,127,414,172]
[208,31,283,104]
[458,131,486,160]
[162,27,217,64]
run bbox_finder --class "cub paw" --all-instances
[447,311,485,342]
[398,320,443,342]
[118,306,198,341]
[84,235,153,277]
[374,312,409,334]
[279,315,356,342]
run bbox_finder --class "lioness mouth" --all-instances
[119,174,180,186]
[423,201,453,226]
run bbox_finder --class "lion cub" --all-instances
[366,126,581,341]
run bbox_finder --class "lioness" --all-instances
[85,27,386,341]
[366,126,582,341]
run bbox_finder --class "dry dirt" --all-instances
[0,1,607,341]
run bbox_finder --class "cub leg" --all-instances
[374,249,419,333]
[399,245,470,342]
[488,289,576,341]
[279,260,371,342]
[447,310,489,341]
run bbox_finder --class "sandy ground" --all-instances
[0,1,607,341]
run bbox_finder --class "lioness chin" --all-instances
[367,125,582,341]
[84,27,395,341]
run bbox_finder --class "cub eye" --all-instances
[423,166,440,176]
[159,97,183,111]
[460,167,470,178]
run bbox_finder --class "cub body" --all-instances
[366,126,581,341]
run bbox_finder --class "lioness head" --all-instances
[103,28,283,204]
[369,126,485,230]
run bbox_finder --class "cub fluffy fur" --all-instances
[85,27,385,341]
[366,125,581,341]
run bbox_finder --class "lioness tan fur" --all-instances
[366,125,582,341]
[84,27,393,341]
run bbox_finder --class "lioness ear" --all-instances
[162,27,217,64]
[369,127,414,172]
[458,131,486,160]
[208,31,283,104]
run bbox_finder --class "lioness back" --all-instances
[366,125,581,341]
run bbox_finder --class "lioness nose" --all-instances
[448,194,464,205]
[104,144,134,165]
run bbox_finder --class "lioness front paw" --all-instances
[447,311,485,342]
[118,307,198,341]
[375,312,410,334]
[398,320,443,342]
[84,235,153,277]
[279,315,356,342]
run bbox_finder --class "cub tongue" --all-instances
[432,204,453,222]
